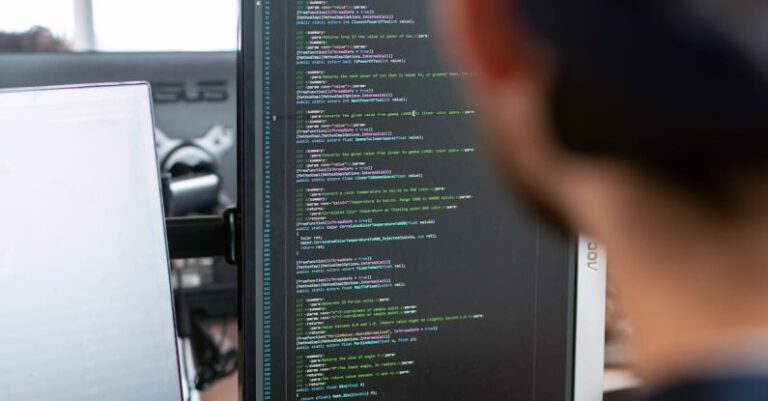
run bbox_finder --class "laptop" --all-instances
[0,83,182,401]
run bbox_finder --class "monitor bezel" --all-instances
[238,0,262,399]
[574,238,607,401]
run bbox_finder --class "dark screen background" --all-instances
[247,1,576,401]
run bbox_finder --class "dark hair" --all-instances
[517,0,768,199]
[0,26,70,53]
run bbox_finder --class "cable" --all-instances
[178,268,194,401]
[180,339,194,401]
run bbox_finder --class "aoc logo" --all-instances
[586,241,601,272]
[151,80,229,104]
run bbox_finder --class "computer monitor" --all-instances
[0,51,238,199]
[239,2,606,401]
[0,51,240,290]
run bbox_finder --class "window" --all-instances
[91,0,238,52]
[0,0,238,52]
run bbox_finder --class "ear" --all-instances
[434,0,528,82]
[433,0,619,237]
[434,0,567,208]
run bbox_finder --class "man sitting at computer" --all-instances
[436,0,768,400]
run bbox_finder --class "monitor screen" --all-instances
[240,1,599,401]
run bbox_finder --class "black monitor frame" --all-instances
[238,0,262,399]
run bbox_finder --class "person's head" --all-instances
[0,26,70,52]
[435,0,768,384]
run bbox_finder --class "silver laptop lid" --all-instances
[0,83,182,401]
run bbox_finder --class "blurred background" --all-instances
[0,0,237,52]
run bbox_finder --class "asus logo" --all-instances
[586,241,601,272]
[151,80,229,104]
